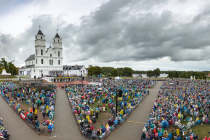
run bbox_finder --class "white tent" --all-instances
[1,69,11,76]
[115,76,121,80]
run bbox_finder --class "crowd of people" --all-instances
[141,80,210,140]
[0,82,56,133]
[0,117,9,140]
[65,79,155,139]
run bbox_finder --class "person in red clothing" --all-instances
[90,125,94,131]
[20,110,26,120]
[203,136,210,140]
[153,128,157,134]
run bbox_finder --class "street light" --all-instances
[81,70,84,87]
[115,89,122,117]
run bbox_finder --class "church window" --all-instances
[58,51,60,57]
[41,49,43,55]
[41,59,43,64]
[50,54,52,57]
[58,60,60,65]
[49,59,54,65]
[36,59,37,64]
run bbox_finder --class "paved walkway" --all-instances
[0,82,162,140]
[0,95,45,140]
[107,81,162,140]
[54,88,85,140]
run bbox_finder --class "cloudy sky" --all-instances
[0,0,210,71]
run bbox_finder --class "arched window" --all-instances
[50,54,52,57]
[41,49,43,55]
[41,59,43,64]
[58,51,60,57]
[58,60,60,65]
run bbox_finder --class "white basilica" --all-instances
[19,29,63,78]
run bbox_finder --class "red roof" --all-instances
[55,80,90,88]
[69,80,89,85]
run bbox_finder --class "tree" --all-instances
[87,66,102,76]
[147,70,154,77]
[111,69,118,77]
[0,58,18,76]
[122,67,133,77]
[153,68,161,77]
[101,67,114,77]
[7,62,19,75]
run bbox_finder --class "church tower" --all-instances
[53,33,63,66]
[35,29,46,66]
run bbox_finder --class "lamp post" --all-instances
[115,90,118,117]
[115,89,122,117]
[81,70,84,87]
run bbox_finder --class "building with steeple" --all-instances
[19,29,63,78]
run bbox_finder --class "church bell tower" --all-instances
[35,28,46,66]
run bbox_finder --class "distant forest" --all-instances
[87,65,209,79]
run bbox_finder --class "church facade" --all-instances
[19,29,63,78]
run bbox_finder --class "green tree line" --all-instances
[0,58,19,76]
[166,71,207,79]
[87,66,133,77]
[87,65,208,79]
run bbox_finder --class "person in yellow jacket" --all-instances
[34,108,38,116]
[120,109,124,116]
[86,115,90,121]
[176,128,180,136]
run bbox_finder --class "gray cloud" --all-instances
[1,0,210,68]
[73,0,210,62]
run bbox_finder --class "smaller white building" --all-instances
[141,74,148,78]
[132,74,140,78]
[159,73,168,78]
[63,65,87,77]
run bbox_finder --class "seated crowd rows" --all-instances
[141,80,210,140]
[65,79,155,139]
[0,82,56,133]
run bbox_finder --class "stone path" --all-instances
[0,95,46,140]
[0,81,162,140]
[54,88,85,140]
[107,81,162,140]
